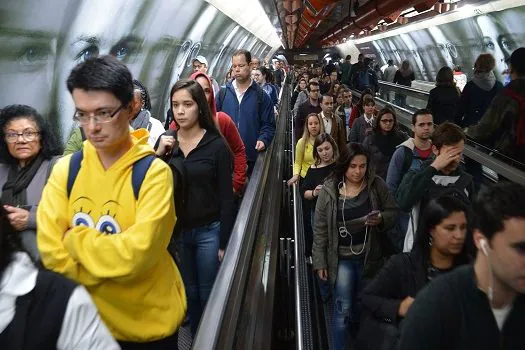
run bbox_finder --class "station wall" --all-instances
[0,0,272,141]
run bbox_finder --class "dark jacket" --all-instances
[361,252,427,325]
[455,79,503,127]
[467,78,525,162]
[399,265,525,350]
[167,130,234,248]
[386,139,433,194]
[349,116,374,144]
[312,176,399,283]
[321,112,348,154]
[427,85,461,125]
[295,99,322,142]
[216,80,275,162]
[341,61,352,86]
[0,157,59,229]
[393,71,415,87]
[363,130,408,179]
[395,160,475,213]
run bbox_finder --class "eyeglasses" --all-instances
[73,105,123,125]
[4,130,40,143]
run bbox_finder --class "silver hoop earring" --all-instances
[429,236,433,247]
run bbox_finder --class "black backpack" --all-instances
[217,84,265,118]
[423,173,473,210]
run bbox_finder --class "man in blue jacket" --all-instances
[217,49,275,174]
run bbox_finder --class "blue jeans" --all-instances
[179,221,221,336]
[333,256,364,350]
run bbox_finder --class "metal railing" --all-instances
[193,81,291,349]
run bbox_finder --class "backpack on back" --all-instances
[504,88,525,146]
[217,84,265,118]
[66,150,155,200]
[424,174,472,210]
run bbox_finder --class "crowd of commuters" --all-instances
[288,47,525,349]
[1,33,524,350]
[0,48,276,349]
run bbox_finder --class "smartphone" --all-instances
[367,210,380,219]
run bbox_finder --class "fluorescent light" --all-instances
[205,0,283,48]
[352,0,525,44]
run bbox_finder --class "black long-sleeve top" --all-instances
[167,130,233,248]
[399,265,525,350]
[300,163,335,208]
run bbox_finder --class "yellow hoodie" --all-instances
[37,129,186,342]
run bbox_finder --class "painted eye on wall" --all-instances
[71,212,95,228]
[76,45,99,62]
[96,215,121,235]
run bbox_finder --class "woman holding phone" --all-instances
[312,142,398,350]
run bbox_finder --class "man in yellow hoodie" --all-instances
[37,55,186,348]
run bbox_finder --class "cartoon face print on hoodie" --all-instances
[71,196,122,235]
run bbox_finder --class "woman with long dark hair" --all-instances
[357,196,470,349]
[427,66,461,125]
[156,79,233,336]
[312,143,398,350]
[0,105,62,260]
[363,107,408,179]
[301,133,338,256]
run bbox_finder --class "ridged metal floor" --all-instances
[178,325,192,350]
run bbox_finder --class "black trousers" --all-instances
[118,331,178,350]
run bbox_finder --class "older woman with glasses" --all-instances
[0,104,62,260]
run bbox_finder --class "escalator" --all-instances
[192,80,525,350]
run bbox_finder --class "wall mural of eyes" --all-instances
[353,4,525,83]
[0,0,274,143]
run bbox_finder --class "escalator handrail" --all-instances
[192,152,268,349]
[378,80,430,100]
[350,89,525,186]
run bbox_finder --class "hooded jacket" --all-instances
[427,85,461,125]
[312,175,398,283]
[467,78,525,162]
[364,129,408,180]
[386,138,433,194]
[190,72,247,193]
[216,79,275,163]
[37,129,186,342]
[455,74,503,128]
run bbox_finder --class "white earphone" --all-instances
[338,176,368,255]
[480,238,494,303]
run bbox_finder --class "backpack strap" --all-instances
[131,155,156,200]
[218,86,227,111]
[67,151,154,200]
[67,151,83,198]
[504,88,525,145]
[79,127,87,141]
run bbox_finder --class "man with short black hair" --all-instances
[387,109,434,194]
[319,94,347,153]
[37,56,186,348]
[396,121,475,252]
[400,182,525,350]
[216,49,275,174]
[295,80,322,142]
